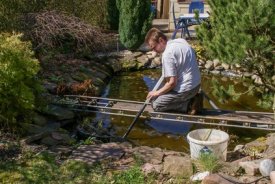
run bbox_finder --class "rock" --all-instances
[138,43,150,52]
[259,159,275,176]
[210,70,221,75]
[107,58,122,72]
[21,123,44,135]
[264,133,275,156]
[163,155,192,177]
[151,57,161,68]
[213,59,220,67]
[20,132,50,145]
[133,146,164,164]
[233,145,245,152]
[202,174,235,184]
[215,65,224,71]
[205,60,214,70]
[142,163,162,175]
[40,131,74,146]
[49,145,73,157]
[221,63,230,70]
[235,64,241,68]
[230,64,235,70]
[239,160,260,175]
[146,51,157,59]
[136,55,150,69]
[43,81,57,94]
[251,74,258,80]
[243,72,252,78]
[41,136,59,146]
[270,171,275,183]
[120,55,137,70]
[254,76,263,85]
[272,75,275,82]
[33,113,48,126]
[70,143,129,165]
[132,51,143,58]
[191,171,210,181]
[43,105,75,120]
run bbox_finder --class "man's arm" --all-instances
[146,76,177,99]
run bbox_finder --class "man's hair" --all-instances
[145,28,167,44]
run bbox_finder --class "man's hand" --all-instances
[146,91,160,99]
[146,76,177,100]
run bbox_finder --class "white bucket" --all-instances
[187,129,229,161]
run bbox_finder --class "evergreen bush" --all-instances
[107,0,119,30]
[197,0,274,93]
[0,34,42,127]
[117,0,152,50]
[197,0,275,108]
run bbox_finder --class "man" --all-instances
[145,28,202,114]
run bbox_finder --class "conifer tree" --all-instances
[197,0,275,93]
[107,0,119,30]
[117,0,152,50]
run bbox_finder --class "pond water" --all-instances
[93,69,270,152]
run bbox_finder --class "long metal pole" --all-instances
[123,75,164,138]
[201,90,219,110]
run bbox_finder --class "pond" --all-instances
[92,69,270,152]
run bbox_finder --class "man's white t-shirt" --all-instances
[162,38,201,93]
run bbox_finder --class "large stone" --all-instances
[41,131,74,146]
[213,59,221,67]
[239,160,260,175]
[254,76,263,85]
[202,174,235,184]
[107,58,122,72]
[133,146,164,164]
[136,55,150,69]
[21,123,44,135]
[44,105,75,120]
[191,171,210,182]
[205,60,214,70]
[221,63,230,70]
[146,51,157,59]
[70,143,130,165]
[132,51,143,58]
[142,163,163,175]
[33,113,48,126]
[215,65,224,71]
[264,133,275,156]
[163,155,192,177]
[270,171,275,183]
[151,57,161,68]
[259,159,275,176]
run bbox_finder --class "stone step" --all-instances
[152,19,169,32]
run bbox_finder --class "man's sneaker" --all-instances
[188,92,204,115]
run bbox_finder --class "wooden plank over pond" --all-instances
[57,95,275,131]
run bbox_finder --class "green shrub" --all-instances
[113,165,145,184]
[197,0,275,94]
[117,0,152,50]
[196,153,222,173]
[0,33,42,127]
[107,0,119,30]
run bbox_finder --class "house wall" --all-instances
[168,0,210,31]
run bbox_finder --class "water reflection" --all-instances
[97,69,269,152]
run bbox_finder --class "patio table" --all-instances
[172,13,209,39]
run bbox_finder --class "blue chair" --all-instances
[189,1,204,13]
[187,1,204,25]
[171,3,190,39]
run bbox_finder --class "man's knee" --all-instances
[151,101,165,112]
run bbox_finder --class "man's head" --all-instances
[145,28,167,53]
